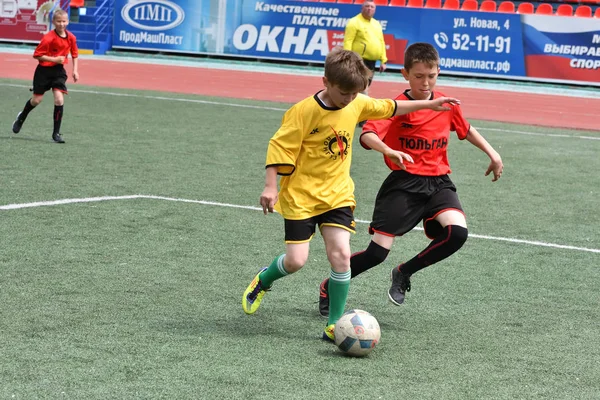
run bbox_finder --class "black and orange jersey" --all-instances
[34,30,78,67]
[360,90,470,176]
[267,91,397,219]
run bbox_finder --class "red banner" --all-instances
[0,0,58,42]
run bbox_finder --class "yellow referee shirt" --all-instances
[266,92,397,220]
[343,14,388,64]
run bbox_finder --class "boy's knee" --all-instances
[283,255,305,274]
[447,225,468,251]
[366,241,390,266]
[327,248,351,271]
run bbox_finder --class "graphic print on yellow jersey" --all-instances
[324,126,350,161]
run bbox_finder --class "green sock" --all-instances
[327,269,351,326]
[258,254,288,287]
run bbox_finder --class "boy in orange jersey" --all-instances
[318,43,504,316]
[12,9,79,143]
[241,47,461,343]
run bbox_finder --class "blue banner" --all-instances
[112,0,598,84]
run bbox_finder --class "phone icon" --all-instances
[434,32,448,49]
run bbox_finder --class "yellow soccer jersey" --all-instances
[266,92,397,220]
[343,14,388,64]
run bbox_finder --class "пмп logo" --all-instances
[121,0,185,31]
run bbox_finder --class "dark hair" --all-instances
[404,42,440,71]
[324,47,370,92]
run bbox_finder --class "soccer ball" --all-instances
[334,309,381,357]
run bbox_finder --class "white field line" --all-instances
[1,195,599,254]
[1,83,599,139]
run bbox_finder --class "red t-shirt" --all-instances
[34,30,78,67]
[360,90,470,176]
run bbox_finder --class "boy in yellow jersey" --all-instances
[242,48,460,343]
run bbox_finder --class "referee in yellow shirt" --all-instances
[343,0,387,97]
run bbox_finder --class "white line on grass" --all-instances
[2,195,599,254]
[2,83,599,139]
[480,127,600,141]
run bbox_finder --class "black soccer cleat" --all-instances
[319,278,329,318]
[12,112,24,134]
[52,132,65,144]
[388,266,411,305]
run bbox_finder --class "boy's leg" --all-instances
[351,236,393,278]
[319,237,391,317]
[52,90,65,143]
[321,224,352,341]
[15,65,51,134]
[12,96,40,134]
[319,171,421,316]
[244,217,316,314]
[390,210,468,305]
[242,241,310,315]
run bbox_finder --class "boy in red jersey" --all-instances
[318,42,503,316]
[12,9,79,143]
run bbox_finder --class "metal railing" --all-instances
[93,0,115,52]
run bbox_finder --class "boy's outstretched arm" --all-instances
[259,166,279,214]
[465,126,503,181]
[393,96,460,116]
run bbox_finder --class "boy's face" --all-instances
[53,14,69,32]
[323,78,360,109]
[402,62,440,100]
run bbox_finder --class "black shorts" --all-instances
[32,64,68,95]
[284,207,356,244]
[369,170,464,239]
[362,59,377,71]
[362,59,376,86]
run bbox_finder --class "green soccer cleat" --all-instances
[322,324,335,343]
[242,267,270,315]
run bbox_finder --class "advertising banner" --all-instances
[522,15,600,84]
[0,0,60,42]
[112,0,599,85]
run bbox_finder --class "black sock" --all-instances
[20,99,35,120]
[399,225,468,276]
[350,241,390,278]
[323,241,389,293]
[53,105,63,134]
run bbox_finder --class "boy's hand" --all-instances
[55,56,66,64]
[73,71,79,83]
[430,97,460,111]
[485,155,503,182]
[384,149,413,170]
[259,187,278,215]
